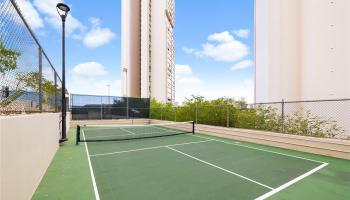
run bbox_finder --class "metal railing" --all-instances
[151,99,350,140]
[0,0,63,115]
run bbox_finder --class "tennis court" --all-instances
[77,122,328,200]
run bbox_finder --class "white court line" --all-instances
[120,127,136,135]
[255,163,328,200]
[191,134,326,164]
[82,131,100,200]
[166,146,274,190]
[86,130,180,139]
[89,139,213,157]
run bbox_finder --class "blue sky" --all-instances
[18,0,254,103]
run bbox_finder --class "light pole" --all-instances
[123,68,128,96]
[123,68,128,118]
[57,3,70,143]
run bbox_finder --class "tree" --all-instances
[16,71,57,108]
[0,41,22,108]
[0,42,21,74]
[149,97,343,138]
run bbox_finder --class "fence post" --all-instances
[161,106,163,120]
[38,47,43,112]
[126,97,129,119]
[195,104,198,124]
[54,74,57,112]
[100,96,103,120]
[226,105,229,127]
[174,107,177,122]
[71,94,73,119]
[281,99,285,132]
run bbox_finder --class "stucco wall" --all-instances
[0,113,61,200]
[255,0,350,102]
[151,120,350,160]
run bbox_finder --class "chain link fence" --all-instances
[0,0,63,115]
[70,94,150,120]
[151,99,350,140]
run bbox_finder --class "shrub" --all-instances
[150,96,344,138]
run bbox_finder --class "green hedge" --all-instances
[150,96,344,138]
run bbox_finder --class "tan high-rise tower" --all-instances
[121,0,175,103]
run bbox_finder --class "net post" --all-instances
[192,121,195,134]
[76,125,80,145]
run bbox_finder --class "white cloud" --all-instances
[196,79,254,103]
[16,0,115,46]
[83,27,115,48]
[201,41,248,62]
[178,77,202,85]
[208,31,234,43]
[69,77,121,96]
[71,62,108,76]
[231,60,253,71]
[176,79,254,104]
[233,29,250,39]
[68,61,120,96]
[83,18,116,48]
[243,79,253,86]
[89,17,100,26]
[176,64,192,76]
[42,66,55,78]
[183,31,249,62]
[174,64,254,104]
[175,64,202,103]
[182,47,196,54]
[33,0,86,37]
[16,0,44,30]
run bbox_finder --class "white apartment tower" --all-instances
[255,0,350,103]
[121,0,176,103]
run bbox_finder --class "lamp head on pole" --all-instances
[56,3,70,20]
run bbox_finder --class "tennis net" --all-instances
[76,121,195,144]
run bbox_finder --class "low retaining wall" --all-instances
[0,113,61,200]
[151,120,350,160]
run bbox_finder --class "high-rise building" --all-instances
[121,0,176,103]
[255,0,350,103]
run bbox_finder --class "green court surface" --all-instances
[33,128,350,200]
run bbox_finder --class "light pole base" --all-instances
[59,138,68,143]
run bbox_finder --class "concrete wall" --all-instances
[0,113,61,200]
[195,124,350,160]
[255,0,350,102]
[150,0,167,102]
[255,0,350,141]
[151,120,350,160]
[255,0,301,103]
[121,0,141,97]
[301,0,350,100]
